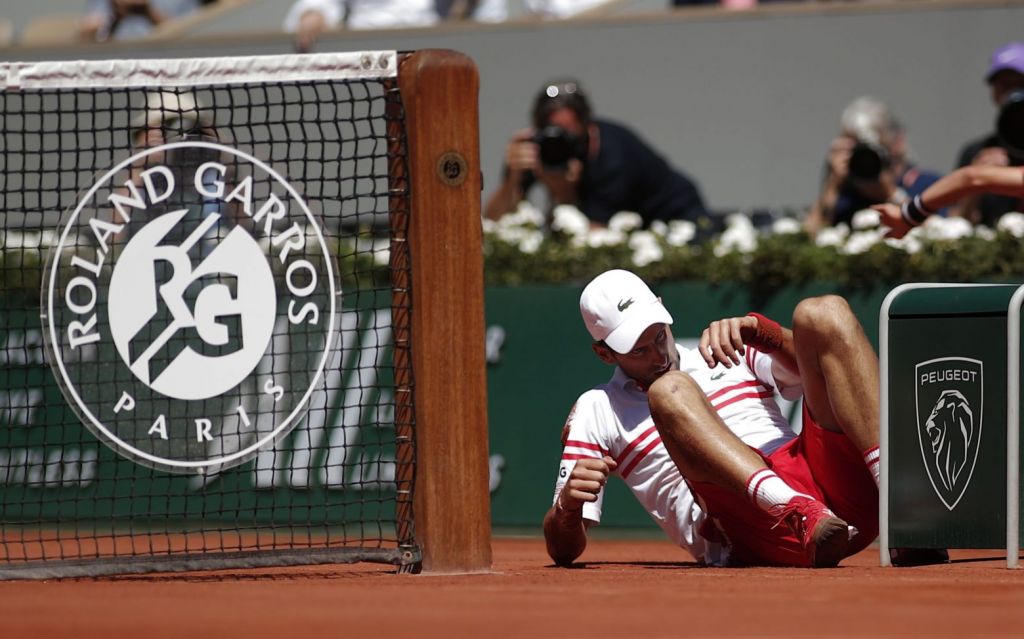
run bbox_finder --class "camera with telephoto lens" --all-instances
[847,140,891,182]
[534,125,587,170]
[843,114,892,182]
[997,89,1024,158]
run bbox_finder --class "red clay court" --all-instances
[1,536,1022,638]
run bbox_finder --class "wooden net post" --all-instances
[395,49,491,573]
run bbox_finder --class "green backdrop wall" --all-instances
[1,282,893,531]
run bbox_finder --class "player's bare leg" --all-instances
[647,370,849,567]
[647,370,764,491]
[790,295,879,453]
[791,296,949,566]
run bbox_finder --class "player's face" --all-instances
[608,323,680,389]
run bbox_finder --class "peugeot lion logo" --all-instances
[45,140,337,474]
[914,357,983,511]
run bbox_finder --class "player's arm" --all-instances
[874,165,1024,238]
[542,456,616,566]
[698,313,797,375]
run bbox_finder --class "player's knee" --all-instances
[792,295,857,340]
[648,370,702,417]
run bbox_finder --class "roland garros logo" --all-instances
[45,141,337,474]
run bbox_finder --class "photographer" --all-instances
[876,61,1024,239]
[804,96,943,237]
[483,80,710,229]
[952,41,1024,227]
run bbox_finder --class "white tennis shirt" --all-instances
[552,342,803,565]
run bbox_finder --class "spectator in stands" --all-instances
[671,0,776,10]
[804,96,943,236]
[79,0,209,42]
[283,0,506,53]
[130,90,217,150]
[118,91,246,250]
[951,41,1024,227]
[523,0,610,18]
[483,79,711,230]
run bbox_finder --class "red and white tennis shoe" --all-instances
[774,496,853,568]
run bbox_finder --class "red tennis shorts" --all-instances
[690,405,879,567]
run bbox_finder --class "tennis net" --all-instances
[0,51,458,578]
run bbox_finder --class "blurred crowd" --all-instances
[9,0,896,47]
[4,2,1023,238]
[488,40,1024,238]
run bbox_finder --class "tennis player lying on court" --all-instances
[543,269,881,568]
[874,164,1024,238]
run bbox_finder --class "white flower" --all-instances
[842,229,885,255]
[628,230,658,249]
[371,238,391,266]
[498,201,545,229]
[997,212,1024,238]
[714,222,757,257]
[586,228,626,248]
[628,231,663,267]
[724,213,755,232]
[974,226,997,241]
[40,230,58,248]
[920,215,973,241]
[815,224,849,248]
[851,208,881,230]
[25,232,45,249]
[648,220,668,237]
[884,235,922,254]
[608,211,643,234]
[550,204,590,239]
[631,244,663,267]
[4,231,31,249]
[666,220,696,247]
[771,217,802,235]
[517,229,544,254]
[482,217,498,234]
[495,225,529,244]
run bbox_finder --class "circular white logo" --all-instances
[45,140,338,474]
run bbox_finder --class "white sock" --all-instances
[745,468,814,515]
[863,446,880,489]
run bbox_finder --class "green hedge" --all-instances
[5,208,1024,299]
[480,207,1024,296]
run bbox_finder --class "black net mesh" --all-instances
[0,66,418,577]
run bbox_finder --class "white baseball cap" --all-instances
[580,269,674,354]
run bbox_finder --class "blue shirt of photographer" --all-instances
[833,164,945,227]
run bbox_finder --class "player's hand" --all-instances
[558,456,617,512]
[873,202,911,239]
[699,316,758,369]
